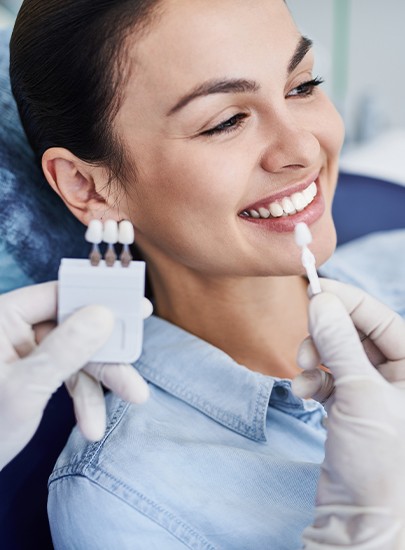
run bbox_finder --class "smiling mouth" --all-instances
[240,181,317,219]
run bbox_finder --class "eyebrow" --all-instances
[287,35,313,74]
[166,79,259,116]
[167,35,313,116]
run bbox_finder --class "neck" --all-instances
[147,260,309,379]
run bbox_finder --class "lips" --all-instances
[238,175,325,232]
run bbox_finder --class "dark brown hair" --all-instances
[10,0,161,182]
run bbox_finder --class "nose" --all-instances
[259,112,320,173]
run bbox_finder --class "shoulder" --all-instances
[48,474,192,549]
[48,387,218,548]
[319,229,405,318]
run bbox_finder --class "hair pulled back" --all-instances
[10,0,161,182]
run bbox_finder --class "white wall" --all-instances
[288,0,405,142]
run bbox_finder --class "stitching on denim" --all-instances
[51,399,130,479]
[251,383,272,440]
[137,358,270,441]
[49,471,218,550]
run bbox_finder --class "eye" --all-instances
[287,76,324,98]
[200,112,248,137]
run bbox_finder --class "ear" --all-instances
[42,148,128,225]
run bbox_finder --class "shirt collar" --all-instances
[135,316,279,442]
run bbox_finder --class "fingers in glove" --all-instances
[309,292,380,382]
[297,336,320,370]
[318,279,405,362]
[34,321,56,345]
[142,298,154,320]
[0,282,58,362]
[0,281,58,324]
[84,363,150,404]
[65,371,106,441]
[27,305,115,391]
[292,368,335,403]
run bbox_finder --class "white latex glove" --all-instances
[0,282,151,471]
[291,279,405,549]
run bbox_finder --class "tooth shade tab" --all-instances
[294,222,312,247]
[85,219,103,244]
[242,181,317,219]
[103,220,119,244]
[118,220,135,245]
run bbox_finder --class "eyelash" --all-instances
[200,76,324,138]
[287,76,324,97]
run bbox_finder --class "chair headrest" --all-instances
[0,28,87,292]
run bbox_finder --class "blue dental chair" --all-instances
[0,28,404,549]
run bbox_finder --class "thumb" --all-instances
[309,292,379,382]
[26,305,115,391]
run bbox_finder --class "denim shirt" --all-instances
[48,229,405,550]
[48,315,327,550]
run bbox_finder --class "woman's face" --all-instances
[114,0,344,277]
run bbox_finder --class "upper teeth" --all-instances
[242,181,317,219]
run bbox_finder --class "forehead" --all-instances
[131,0,299,78]
[120,0,302,122]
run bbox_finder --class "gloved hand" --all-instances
[292,279,405,549]
[0,282,151,471]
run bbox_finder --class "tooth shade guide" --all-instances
[294,222,321,295]
[104,246,117,267]
[89,245,102,266]
[103,219,119,244]
[84,219,136,268]
[120,245,133,267]
[294,222,312,247]
[85,219,103,244]
[118,220,135,245]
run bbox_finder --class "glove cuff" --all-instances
[302,505,403,549]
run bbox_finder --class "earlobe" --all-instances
[42,148,122,225]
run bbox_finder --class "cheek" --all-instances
[318,99,345,162]
[141,145,248,217]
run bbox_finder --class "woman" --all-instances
[10,0,405,548]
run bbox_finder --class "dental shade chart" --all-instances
[58,220,146,363]
[294,222,322,295]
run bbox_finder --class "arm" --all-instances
[293,279,405,549]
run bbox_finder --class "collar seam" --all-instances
[136,359,271,442]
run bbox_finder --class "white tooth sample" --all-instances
[103,219,119,244]
[258,207,271,218]
[269,202,284,217]
[281,197,296,215]
[291,192,306,212]
[294,222,321,295]
[249,209,260,218]
[85,219,103,244]
[294,221,312,246]
[303,187,314,203]
[118,220,135,244]
[118,220,134,267]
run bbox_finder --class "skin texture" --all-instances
[43,0,344,378]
